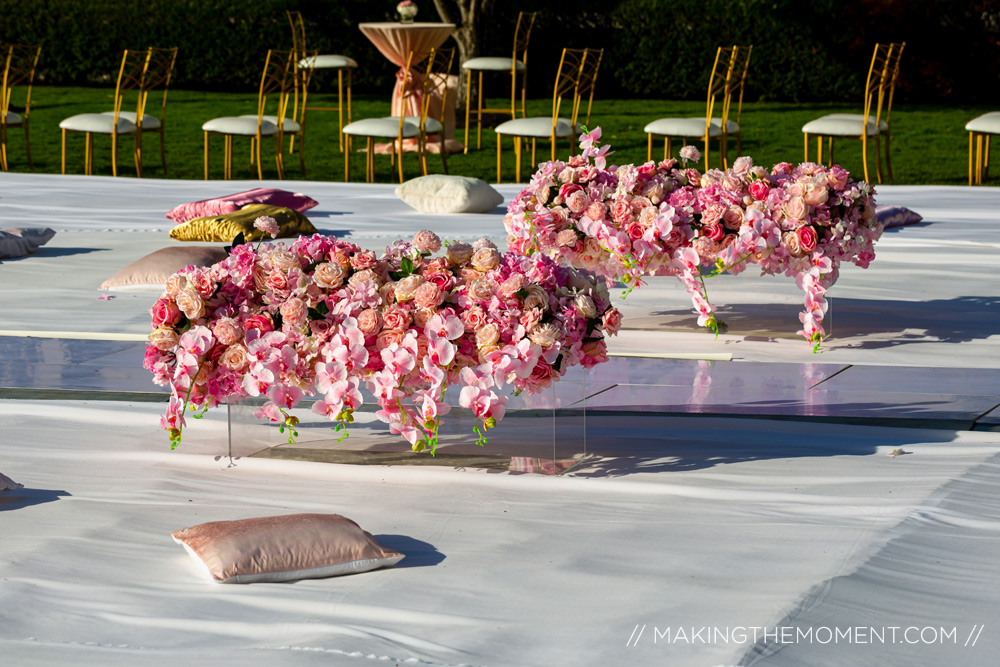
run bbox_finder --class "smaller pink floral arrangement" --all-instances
[146,224,618,453]
[505,128,881,349]
[397,0,418,20]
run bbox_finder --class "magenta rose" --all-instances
[702,222,725,242]
[243,313,274,333]
[602,308,622,335]
[749,179,770,201]
[151,298,182,327]
[626,222,645,241]
[558,183,583,200]
[796,225,819,253]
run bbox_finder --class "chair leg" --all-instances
[666,137,671,161]
[647,133,652,163]
[134,131,143,178]
[111,132,118,177]
[344,135,351,182]
[366,137,374,183]
[204,132,210,180]
[477,71,484,150]
[61,129,67,174]
[531,138,536,170]
[397,135,405,184]
[225,135,233,179]
[703,135,710,172]
[514,137,522,184]
[985,135,991,182]
[85,133,93,175]
[0,126,7,171]
[969,132,975,186]
[24,125,33,171]
[803,132,809,162]
[828,138,834,166]
[496,133,502,184]
[464,69,472,154]
[816,136,823,165]
[861,133,870,185]
[256,132,265,179]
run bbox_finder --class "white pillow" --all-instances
[395,175,504,214]
[0,472,23,495]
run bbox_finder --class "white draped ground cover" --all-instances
[1,172,1000,665]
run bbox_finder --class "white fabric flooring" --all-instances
[2,173,1000,665]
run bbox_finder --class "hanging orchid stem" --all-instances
[696,270,723,339]
[170,356,208,450]
[276,407,299,445]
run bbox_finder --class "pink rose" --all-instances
[310,319,332,339]
[528,359,555,386]
[279,297,308,325]
[685,169,702,187]
[424,271,455,292]
[565,190,589,213]
[265,270,289,294]
[151,298,182,327]
[665,226,687,248]
[804,184,829,206]
[522,284,549,310]
[722,206,744,230]
[826,165,849,190]
[348,268,381,288]
[445,241,473,265]
[749,179,770,201]
[679,145,701,162]
[782,231,804,257]
[243,313,274,333]
[191,271,215,298]
[413,282,444,309]
[556,229,579,246]
[253,215,279,237]
[413,307,437,328]
[612,199,633,225]
[467,278,495,302]
[626,222,645,241]
[580,339,608,368]
[772,162,793,174]
[350,250,378,270]
[701,204,724,226]
[732,156,753,175]
[576,251,600,269]
[796,225,819,253]
[383,307,411,331]
[356,308,383,336]
[520,307,543,332]
[462,306,488,331]
[212,317,242,346]
[702,222,725,242]
[413,229,442,253]
[558,183,583,199]
[602,308,622,335]
[584,201,607,222]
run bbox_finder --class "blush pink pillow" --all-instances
[166,188,319,224]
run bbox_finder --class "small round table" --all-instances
[359,22,460,151]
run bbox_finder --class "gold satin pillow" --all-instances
[168,203,318,242]
[172,513,405,584]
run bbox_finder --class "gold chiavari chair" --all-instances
[462,11,537,152]
[287,9,357,152]
[202,50,295,180]
[1,43,41,171]
[59,49,149,177]
[494,48,602,183]
[802,43,895,184]
[644,46,742,170]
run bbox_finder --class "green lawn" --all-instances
[3,82,990,186]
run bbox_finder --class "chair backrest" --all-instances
[141,47,178,123]
[861,43,894,128]
[512,12,537,66]
[702,46,736,138]
[255,49,295,133]
[112,49,153,128]
[1,44,42,125]
[574,48,603,130]
[419,47,455,132]
[725,45,753,126]
[549,48,587,133]
[883,42,905,126]
[287,10,307,54]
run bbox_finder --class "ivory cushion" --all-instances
[645,117,723,138]
[3,110,23,125]
[172,513,404,584]
[238,114,301,133]
[495,116,578,138]
[801,115,879,137]
[965,112,1000,134]
[396,174,504,214]
[823,113,889,132]
[59,113,137,134]
[299,54,358,69]
[461,56,526,72]
[202,116,279,136]
[101,111,161,130]
[343,117,420,139]
[386,115,444,134]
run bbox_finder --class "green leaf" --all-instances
[400,256,415,276]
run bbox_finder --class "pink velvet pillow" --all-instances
[172,513,404,584]
[166,188,319,224]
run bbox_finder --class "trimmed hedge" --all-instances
[2,0,999,103]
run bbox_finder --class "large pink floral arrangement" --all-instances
[505,129,882,348]
[144,226,619,453]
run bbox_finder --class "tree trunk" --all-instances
[432,0,495,107]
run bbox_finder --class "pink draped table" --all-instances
[358,21,462,153]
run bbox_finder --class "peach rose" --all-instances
[445,241,474,265]
[722,206,745,230]
[269,250,300,273]
[783,195,808,221]
[461,306,488,331]
[528,322,560,348]
[471,247,500,272]
[192,272,215,298]
[782,231,805,256]
[212,317,242,346]
[279,297,308,325]
[313,262,347,289]
[498,274,524,299]
[348,268,381,288]
[473,238,497,251]
[565,190,589,213]
[522,284,549,310]
[164,274,187,298]
[612,199,632,225]
[583,237,604,255]
[356,308,383,336]
[468,278,494,302]
[394,274,424,301]
[804,184,829,206]
[220,344,249,371]
[584,201,607,222]
[383,306,411,331]
[175,288,205,321]
[573,294,597,319]
[375,328,406,351]
[576,251,600,269]
[413,281,444,309]
[149,327,179,351]
[475,322,501,348]
[265,270,289,294]
[412,307,437,328]
[350,250,378,270]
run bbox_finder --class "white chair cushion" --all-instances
[495,116,576,138]
[101,111,161,130]
[823,113,889,132]
[202,116,279,136]
[239,114,301,133]
[644,117,722,138]
[343,117,420,139]
[386,115,444,134]
[461,57,526,72]
[396,175,504,214]
[801,115,879,137]
[965,112,1000,134]
[709,117,740,133]
[3,110,22,125]
[299,54,358,70]
[59,113,137,134]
